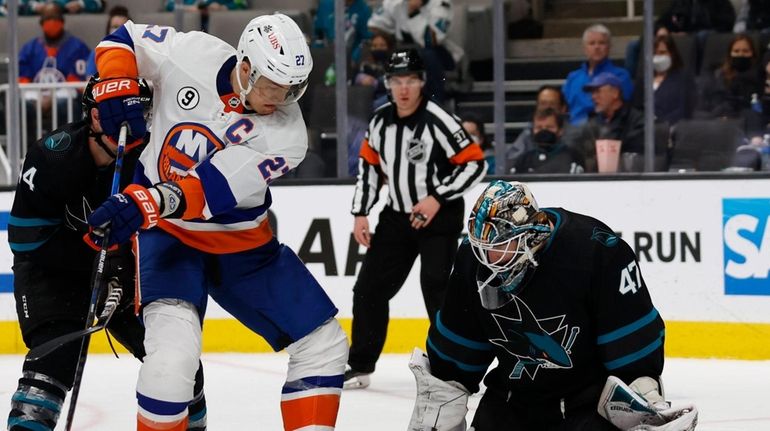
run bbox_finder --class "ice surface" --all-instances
[0,354,768,430]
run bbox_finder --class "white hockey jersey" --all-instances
[368,0,464,63]
[95,21,307,253]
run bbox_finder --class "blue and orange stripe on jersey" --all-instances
[95,24,138,79]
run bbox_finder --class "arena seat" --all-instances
[699,32,760,76]
[124,0,164,13]
[0,16,42,56]
[670,118,744,171]
[66,13,109,49]
[134,11,202,33]
[207,10,270,47]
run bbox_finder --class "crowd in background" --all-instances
[2,0,770,175]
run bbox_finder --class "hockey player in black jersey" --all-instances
[407,180,698,431]
[6,77,207,431]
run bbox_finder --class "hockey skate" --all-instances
[343,367,371,389]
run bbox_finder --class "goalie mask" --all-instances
[236,13,312,107]
[468,181,552,309]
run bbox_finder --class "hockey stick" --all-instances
[64,124,129,431]
[25,283,123,361]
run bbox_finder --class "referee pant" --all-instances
[348,199,464,373]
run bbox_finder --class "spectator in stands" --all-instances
[733,0,770,33]
[632,34,694,125]
[507,85,584,171]
[368,0,464,105]
[578,72,645,171]
[19,3,90,136]
[166,0,247,12]
[313,0,373,65]
[8,0,104,15]
[355,33,396,109]
[462,113,495,175]
[623,24,670,80]
[166,0,247,31]
[696,34,764,133]
[563,24,633,125]
[512,108,585,174]
[657,0,736,34]
[85,5,131,77]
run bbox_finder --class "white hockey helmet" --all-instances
[235,13,312,106]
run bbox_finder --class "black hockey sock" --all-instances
[187,361,207,431]
[7,371,67,431]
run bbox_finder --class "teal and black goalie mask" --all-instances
[468,180,552,309]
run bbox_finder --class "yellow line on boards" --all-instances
[1,319,769,360]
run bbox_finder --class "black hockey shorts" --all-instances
[470,383,617,431]
[13,257,145,358]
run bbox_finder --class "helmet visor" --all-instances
[251,75,309,105]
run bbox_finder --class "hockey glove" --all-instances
[598,376,698,431]
[408,348,469,431]
[101,244,136,290]
[93,77,147,147]
[88,182,188,247]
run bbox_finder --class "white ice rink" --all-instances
[1,353,769,430]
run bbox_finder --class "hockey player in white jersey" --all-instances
[85,13,348,431]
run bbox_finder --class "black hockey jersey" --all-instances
[9,120,141,271]
[427,208,664,405]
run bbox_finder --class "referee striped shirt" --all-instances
[352,98,487,215]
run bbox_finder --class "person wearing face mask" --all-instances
[354,33,396,109]
[462,114,495,174]
[85,5,132,78]
[18,2,91,140]
[696,34,764,127]
[632,35,694,125]
[512,108,585,174]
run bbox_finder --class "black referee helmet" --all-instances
[385,48,426,80]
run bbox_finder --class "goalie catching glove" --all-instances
[598,375,698,431]
[408,348,470,431]
[87,182,188,247]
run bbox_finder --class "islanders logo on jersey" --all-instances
[159,123,226,182]
[490,296,580,380]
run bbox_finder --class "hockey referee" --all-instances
[345,48,487,389]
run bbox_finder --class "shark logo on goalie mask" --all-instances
[490,296,580,380]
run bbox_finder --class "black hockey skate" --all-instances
[343,366,371,389]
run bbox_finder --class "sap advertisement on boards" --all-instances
[0,178,768,323]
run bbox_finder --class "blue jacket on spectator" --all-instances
[19,33,90,83]
[563,58,633,124]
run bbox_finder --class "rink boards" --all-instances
[0,176,769,359]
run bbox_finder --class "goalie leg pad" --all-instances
[137,299,201,430]
[408,348,470,431]
[281,318,348,430]
[7,371,67,431]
